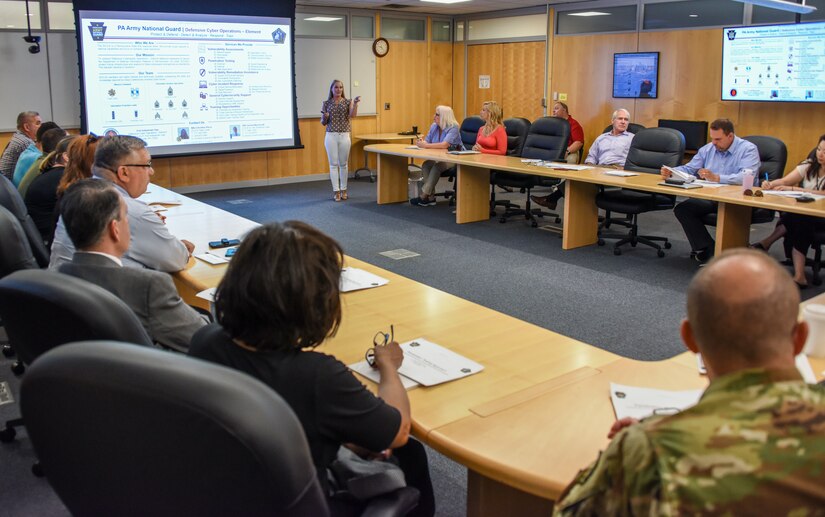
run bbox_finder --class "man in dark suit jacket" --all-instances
[57,179,207,352]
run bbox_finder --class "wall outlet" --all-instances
[384,103,391,110]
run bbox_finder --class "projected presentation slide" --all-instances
[78,11,294,156]
[612,52,658,99]
[722,21,825,103]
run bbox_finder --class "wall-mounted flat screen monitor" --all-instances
[77,10,297,157]
[721,21,825,103]
[612,52,659,99]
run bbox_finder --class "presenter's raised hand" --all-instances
[354,96,361,104]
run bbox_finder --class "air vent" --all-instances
[384,4,413,8]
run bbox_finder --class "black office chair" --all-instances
[0,175,49,267]
[0,269,152,443]
[429,116,486,205]
[595,128,686,257]
[699,135,788,229]
[491,117,567,227]
[0,205,39,362]
[21,341,419,517]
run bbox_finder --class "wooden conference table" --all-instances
[145,185,825,516]
[365,143,825,257]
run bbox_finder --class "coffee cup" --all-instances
[412,126,418,135]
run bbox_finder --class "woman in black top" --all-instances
[24,135,76,245]
[189,221,433,516]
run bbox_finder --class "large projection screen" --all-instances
[721,21,825,103]
[77,10,297,156]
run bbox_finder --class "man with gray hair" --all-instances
[49,135,193,271]
[553,249,825,515]
[0,111,42,180]
[532,108,635,211]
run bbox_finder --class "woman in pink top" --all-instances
[473,101,507,155]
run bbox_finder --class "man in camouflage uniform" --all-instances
[554,249,825,515]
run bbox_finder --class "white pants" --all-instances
[325,132,351,192]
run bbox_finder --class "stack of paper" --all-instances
[662,165,695,183]
[610,383,703,420]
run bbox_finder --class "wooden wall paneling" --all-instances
[430,42,455,112]
[467,44,503,117]
[169,150,267,187]
[150,158,172,188]
[378,41,430,133]
[550,33,638,154]
[636,29,738,131]
[453,43,466,121]
[737,102,825,174]
[269,118,325,179]
[501,41,546,121]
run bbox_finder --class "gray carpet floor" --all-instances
[1,176,820,516]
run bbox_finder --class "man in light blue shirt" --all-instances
[660,119,760,263]
[532,108,635,211]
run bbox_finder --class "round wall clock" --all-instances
[372,37,389,58]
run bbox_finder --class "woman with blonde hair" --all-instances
[321,79,360,202]
[472,101,507,155]
[410,105,463,207]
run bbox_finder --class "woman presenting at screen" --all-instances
[321,79,360,202]
[473,101,507,155]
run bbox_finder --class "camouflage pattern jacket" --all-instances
[554,367,825,516]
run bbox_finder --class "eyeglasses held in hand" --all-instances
[365,325,394,367]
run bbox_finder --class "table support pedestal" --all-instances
[467,470,554,517]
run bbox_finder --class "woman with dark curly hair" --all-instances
[189,221,434,516]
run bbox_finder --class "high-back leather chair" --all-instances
[459,116,485,149]
[0,269,153,446]
[20,340,331,517]
[700,135,788,228]
[0,206,38,278]
[491,117,566,227]
[595,127,685,257]
[0,175,49,267]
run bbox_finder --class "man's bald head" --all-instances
[686,249,801,370]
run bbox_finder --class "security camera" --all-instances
[23,35,41,44]
[28,43,40,54]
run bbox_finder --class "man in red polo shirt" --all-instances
[553,102,584,164]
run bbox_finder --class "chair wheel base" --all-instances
[2,345,14,358]
[664,242,672,249]
[11,361,25,376]
[657,250,666,258]
[0,426,17,443]
[597,239,605,246]
[613,248,622,256]
[32,462,44,477]
[531,220,538,228]
[499,217,506,223]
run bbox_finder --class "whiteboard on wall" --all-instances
[46,32,81,128]
[0,32,54,131]
[294,38,376,118]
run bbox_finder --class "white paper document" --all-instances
[349,361,420,390]
[139,188,183,205]
[340,268,389,293]
[603,170,638,177]
[763,190,825,200]
[692,179,726,188]
[696,353,817,384]
[196,287,217,302]
[405,146,421,150]
[194,251,231,265]
[662,165,695,183]
[610,383,703,421]
[543,163,593,171]
[398,338,484,386]
[348,338,484,388]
